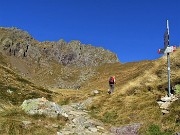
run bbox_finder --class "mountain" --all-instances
[0,27,119,67]
[0,27,119,89]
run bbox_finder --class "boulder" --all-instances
[110,123,141,135]
[91,90,100,95]
[22,121,32,128]
[157,101,164,106]
[161,110,169,114]
[161,96,171,102]
[160,102,171,110]
[21,97,68,118]
[88,127,98,132]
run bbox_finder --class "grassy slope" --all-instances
[0,62,54,106]
[51,48,179,134]
[0,53,68,135]
[79,48,180,134]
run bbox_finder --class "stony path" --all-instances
[57,98,113,135]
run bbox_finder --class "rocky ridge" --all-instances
[0,27,119,67]
[0,27,119,89]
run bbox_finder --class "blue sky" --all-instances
[0,0,180,63]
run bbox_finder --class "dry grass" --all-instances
[0,54,66,134]
[84,48,180,134]
[0,106,67,135]
[44,48,180,134]
[0,64,54,105]
[51,88,92,105]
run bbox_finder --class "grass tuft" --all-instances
[145,124,173,135]
[101,111,118,124]
[174,84,180,95]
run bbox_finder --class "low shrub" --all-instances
[174,84,180,95]
[146,124,172,135]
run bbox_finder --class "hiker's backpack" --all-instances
[109,77,114,84]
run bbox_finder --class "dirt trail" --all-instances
[57,97,113,135]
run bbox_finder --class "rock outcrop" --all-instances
[21,97,68,118]
[110,123,141,135]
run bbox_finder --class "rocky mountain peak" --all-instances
[0,27,119,67]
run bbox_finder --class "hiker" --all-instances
[108,76,115,94]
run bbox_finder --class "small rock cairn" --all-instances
[157,94,179,114]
